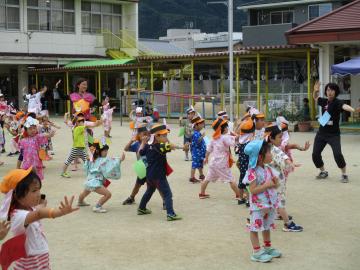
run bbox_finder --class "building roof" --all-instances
[64,59,134,69]
[286,0,360,44]
[0,52,107,59]
[237,0,334,10]
[139,39,191,55]
[194,40,242,49]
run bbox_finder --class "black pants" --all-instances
[312,132,346,169]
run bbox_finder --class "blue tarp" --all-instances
[331,57,360,76]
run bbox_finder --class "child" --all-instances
[39,115,61,157]
[265,124,303,232]
[179,106,196,161]
[137,124,183,221]
[78,141,125,213]
[122,124,151,205]
[189,116,206,183]
[19,117,55,180]
[244,140,281,263]
[61,114,102,178]
[129,107,152,134]
[101,97,116,138]
[234,116,255,206]
[199,118,240,199]
[0,168,78,269]
[217,111,234,134]
[23,85,48,115]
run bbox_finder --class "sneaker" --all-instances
[185,156,189,161]
[189,177,200,184]
[137,208,152,215]
[246,201,250,208]
[92,206,107,213]
[122,197,135,205]
[167,214,182,221]
[61,172,71,178]
[316,171,328,179]
[7,153,14,157]
[14,151,20,154]
[1,149,5,153]
[199,175,205,181]
[340,174,349,183]
[199,193,210,199]
[78,201,90,207]
[49,151,55,155]
[283,221,303,232]
[250,249,273,263]
[264,247,282,258]
[238,198,247,205]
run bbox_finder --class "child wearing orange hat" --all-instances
[137,124,184,221]
[0,167,78,269]
[61,114,102,178]
[235,116,255,206]
[199,118,241,200]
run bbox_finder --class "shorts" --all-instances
[136,177,146,186]
[248,208,276,232]
[183,136,191,145]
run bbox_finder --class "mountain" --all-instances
[139,0,253,39]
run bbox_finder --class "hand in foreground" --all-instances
[58,196,79,216]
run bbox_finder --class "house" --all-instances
[286,0,360,112]
[238,0,351,47]
[0,0,139,106]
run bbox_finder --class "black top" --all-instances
[318,97,344,135]
[139,142,171,180]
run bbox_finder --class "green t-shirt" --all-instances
[73,125,86,148]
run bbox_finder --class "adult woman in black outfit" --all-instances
[312,81,356,183]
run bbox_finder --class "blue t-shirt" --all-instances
[129,141,141,152]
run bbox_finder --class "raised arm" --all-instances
[24,196,78,226]
[40,86,48,96]
[342,104,355,113]
[313,81,320,102]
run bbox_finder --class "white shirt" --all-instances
[25,92,42,113]
[11,209,49,256]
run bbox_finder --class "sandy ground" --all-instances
[0,118,359,270]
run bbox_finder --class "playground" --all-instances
[0,119,358,270]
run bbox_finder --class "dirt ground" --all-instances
[0,118,359,270]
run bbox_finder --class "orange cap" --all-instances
[0,167,33,194]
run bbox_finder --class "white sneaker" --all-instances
[92,206,107,213]
[185,156,189,161]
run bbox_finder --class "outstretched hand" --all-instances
[303,141,310,151]
[58,196,79,216]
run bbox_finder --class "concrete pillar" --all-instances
[17,65,28,109]
[75,0,82,35]
[318,44,334,97]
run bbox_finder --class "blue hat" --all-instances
[244,140,265,169]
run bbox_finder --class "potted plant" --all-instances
[296,113,312,132]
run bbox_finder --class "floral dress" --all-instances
[191,130,206,169]
[102,103,114,132]
[247,165,279,232]
[269,145,293,209]
[19,134,48,180]
[84,157,122,191]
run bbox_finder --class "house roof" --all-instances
[237,0,334,10]
[286,0,360,44]
[194,40,242,49]
[138,39,191,55]
[64,59,134,69]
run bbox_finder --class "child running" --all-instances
[78,141,125,213]
[189,116,206,183]
[61,113,102,178]
[19,117,55,180]
[0,168,78,269]
[244,140,281,263]
[137,124,183,221]
[199,118,240,200]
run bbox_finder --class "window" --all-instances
[0,0,20,30]
[27,0,75,32]
[270,10,294,24]
[308,3,332,21]
[81,1,122,34]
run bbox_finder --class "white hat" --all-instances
[186,106,195,114]
[135,107,143,114]
[217,111,228,118]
